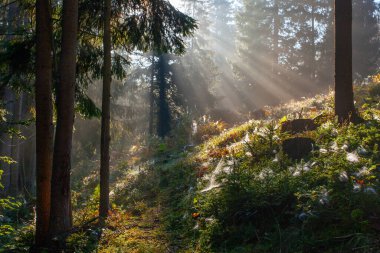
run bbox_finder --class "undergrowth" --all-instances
[1,83,380,252]
[159,83,380,253]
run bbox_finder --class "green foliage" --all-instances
[153,87,380,252]
[0,223,34,252]
[0,37,34,91]
[0,155,22,240]
[0,196,33,252]
[60,87,380,252]
[187,116,380,252]
[368,83,380,98]
[75,92,102,119]
[0,156,16,167]
[66,230,99,253]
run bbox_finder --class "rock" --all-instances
[281,119,318,134]
[282,137,315,160]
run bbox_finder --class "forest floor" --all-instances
[87,83,380,253]
[1,83,380,253]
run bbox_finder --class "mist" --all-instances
[1,0,380,251]
[104,0,379,133]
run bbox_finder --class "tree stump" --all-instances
[282,137,315,160]
[281,119,318,134]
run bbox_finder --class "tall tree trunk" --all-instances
[148,54,155,136]
[334,0,357,122]
[34,0,53,247]
[49,0,78,246]
[157,54,171,138]
[99,0,112,222]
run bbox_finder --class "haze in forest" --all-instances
[76,0,380,187]
[1,0,380,251]
[109,0,379,133]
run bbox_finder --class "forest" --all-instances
[1,0,380,252]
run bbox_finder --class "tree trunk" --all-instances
[49,0,78,246]
[34,0,53,247]
[334,0,357,122]
[99,0,112,223]
[148,54,155,136]
[157,54,171,138]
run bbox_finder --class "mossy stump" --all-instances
[282,137,315,160]
[281,119,318,134]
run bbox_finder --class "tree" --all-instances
[97,0,197,220]
[352,0,380,80]
[149,53,156,136]
[159,0,216,121]
[156,54,171,137]
[334,0,358,122]
[235,0,284,108]
[34,0,53,247]
[99,0,112,222]
[48,0,79,245]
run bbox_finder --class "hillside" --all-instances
[155,85,380,253]
[2,83,380,253]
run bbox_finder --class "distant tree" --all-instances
[145,0,198,138]
[167,0,217,117]
[334,0,358,122]
[352,0,380,80]
[156,54,171,137]
[149,53,156,136]
[34,0,54,247]
[280,0,332,93]
[48,0,79,246]
[235,0,284,108]
[318,1,334,86]
[0,1,17,196]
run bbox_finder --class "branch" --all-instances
[52,216,100,241]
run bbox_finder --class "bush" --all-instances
[186,119,380,252]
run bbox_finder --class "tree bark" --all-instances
[99,0,112,222]
[35,0,53,247]
[148,54,155,136]
[49,0,78,246]
[157,54,171,138]
[334,0,357,122]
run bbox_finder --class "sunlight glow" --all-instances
[169,0,182,9]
